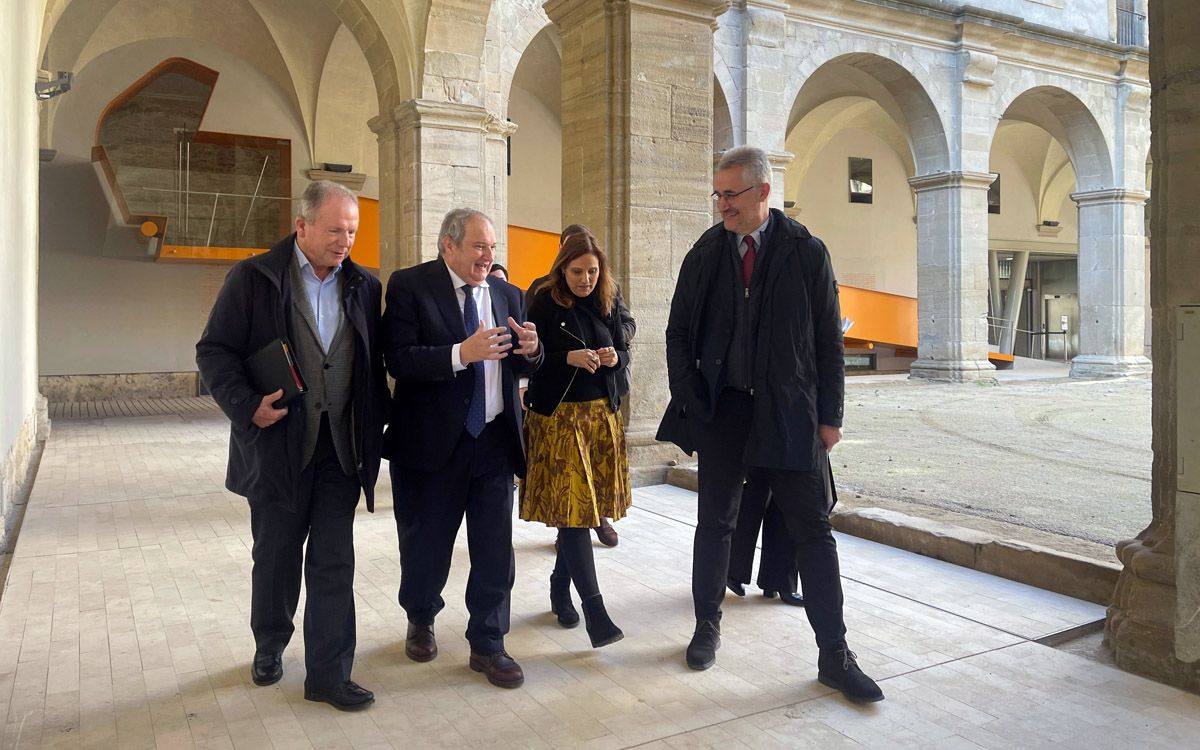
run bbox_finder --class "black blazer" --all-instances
[380,258,542,475]
[523,289,629,417]
[196,235,388,511]
[656,209,844,471]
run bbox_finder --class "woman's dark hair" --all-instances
[544,233,615,316]
[489,263,508,280]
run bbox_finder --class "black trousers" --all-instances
[249,416,361,689]
[392,418,516,654]
[728,473,800,595]
[692,390,847,649]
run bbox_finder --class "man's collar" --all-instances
[292,240,342,277]
[443,258,490,290]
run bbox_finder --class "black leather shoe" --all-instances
[594,518,619,547]
[405,622,437,662]
[726,578,746,597]
[304,680,375,711]
[469,650,525,688]
[251,651,282,686]
[763,589,805,607]
[685,619,721,670]
[818,646,884,703]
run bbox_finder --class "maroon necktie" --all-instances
[742,235,757,287]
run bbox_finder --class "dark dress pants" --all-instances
[728,475,800,594]
[692,390,847,649]
[249,416,361,689]
[392,418,516,654]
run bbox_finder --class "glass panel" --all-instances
[849,157,873,204]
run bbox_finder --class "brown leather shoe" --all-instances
[405,622,437,662]
[469,650,525,688]
[594,517,619,547]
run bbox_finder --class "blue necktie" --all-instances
[462,284,486,438]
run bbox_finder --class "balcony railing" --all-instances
[1117,7,1147,47]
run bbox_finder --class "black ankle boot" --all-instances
[580,594,623,648]
[549,574,580,628]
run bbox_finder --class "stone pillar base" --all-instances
[1069,355,1153,378]
[626,421,689,488]
[909,358,996,382]
[1106,539,1200,692]
[1,394,49,553]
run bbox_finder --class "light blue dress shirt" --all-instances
[293,242,343,352]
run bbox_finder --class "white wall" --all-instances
[507,81,561,232]
[793,128,918,297]
[39,39,311,376]
[0,0,44,544]
[958,0,1111,40]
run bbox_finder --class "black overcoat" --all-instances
[656,209,844,471]
[196,236,388,511]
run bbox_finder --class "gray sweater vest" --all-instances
[288,262,357,476]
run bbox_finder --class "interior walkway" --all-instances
[2,400,1197,748]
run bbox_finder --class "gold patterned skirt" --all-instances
[520,398,632,528]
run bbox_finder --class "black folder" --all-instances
[245,338,308,407]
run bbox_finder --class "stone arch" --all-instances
[990,85,1113,193]
[783,51,950,176]
[485,0,555,118]
[40,0,412,152]
[712,54,740,149]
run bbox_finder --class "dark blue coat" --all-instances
[380,258,542,476]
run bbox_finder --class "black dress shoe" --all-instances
[762,589,805,607]
[405,622,437,662]
[304,680,375,711]
[726,578,746,597]
[685,619,721,670]
[251,651,282,686]
[818,646,884,703]
[469,650,525,688]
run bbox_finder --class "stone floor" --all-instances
[2,400,1198,748]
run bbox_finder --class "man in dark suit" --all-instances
[657,146,883,703]
[196,180,386,711]
[381,208,542,689]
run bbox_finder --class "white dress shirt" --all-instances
[445,261,504,423]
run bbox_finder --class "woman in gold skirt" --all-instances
[521,233,632,647]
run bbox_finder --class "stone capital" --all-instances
[368,99,497,137]
[545,0,730,29]
[1070,188,1150,207]
[908,170,995,193]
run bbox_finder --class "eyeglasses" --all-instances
[710,185,758,202]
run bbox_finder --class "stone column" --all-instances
[766,150,793,210]
[1068,188,1152,377]
[996,251,1030,355]
[545,0,729,485]
[369,99,508,276]
[1106,0,1200,692]
[906,171,996,381]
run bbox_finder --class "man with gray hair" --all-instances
[381,207,542,689]
[197,179,387,710]
[657,146,883,703]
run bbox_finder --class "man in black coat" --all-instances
[657,146,882,703]
[381,208,542,689]
[196,180,387,711]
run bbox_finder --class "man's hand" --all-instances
[460,320,512,365]
[567,348,600,373]
[596,346,618,367]
[819,424,842,453]
[252,389,288,429]
[508,316,539,357]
